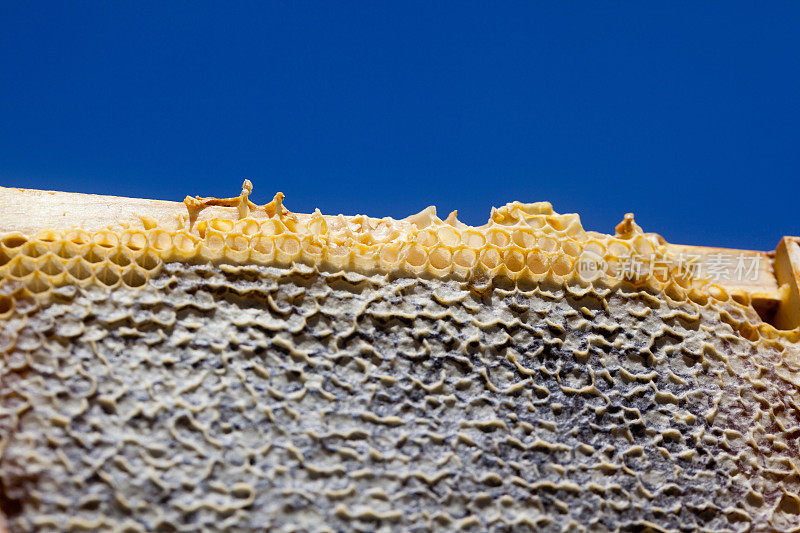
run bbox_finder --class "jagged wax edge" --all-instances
[0,188,796,342]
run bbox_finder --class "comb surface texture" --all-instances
[1,185,799,532]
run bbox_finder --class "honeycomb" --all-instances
[1,186,799,531]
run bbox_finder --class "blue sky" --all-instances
[1,3,797,250]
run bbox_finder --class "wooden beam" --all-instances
[774,237,800,330]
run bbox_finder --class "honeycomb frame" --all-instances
[0,183,799,532]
